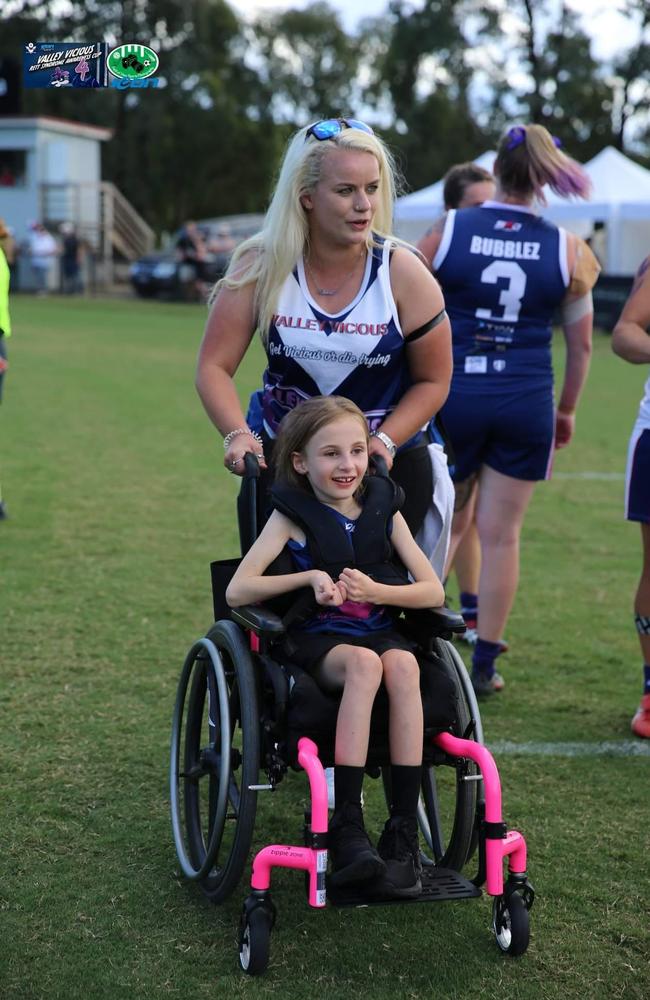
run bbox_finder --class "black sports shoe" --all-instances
[376,815,422,898]
[328,802,386,888]
[0,501,7,520]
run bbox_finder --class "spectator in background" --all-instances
[208,222,236,255]
[611,254,650,739]
[0,217,17,290]
[28,222,58,295]
[59,222,83,294]
[176,220,208,301]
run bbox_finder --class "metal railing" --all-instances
[40,180,154,286]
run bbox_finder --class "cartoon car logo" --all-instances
[108,44,158,80]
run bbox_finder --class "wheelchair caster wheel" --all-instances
[238,895,276,975]
[492,892,530,956]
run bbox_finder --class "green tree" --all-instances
[251,2,358,123]
[371,0,498,190]
[492,0,615,161]
[610,0,650,156]
[0,0,288,233]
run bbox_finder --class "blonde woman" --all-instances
[195,118,452,537]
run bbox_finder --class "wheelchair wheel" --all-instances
[170,620,260,904]
[418,638,483,871]
[493,891,530,956]
[238,895,276,975]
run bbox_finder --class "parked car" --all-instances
[129,213,264,300]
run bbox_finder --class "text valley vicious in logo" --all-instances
[23,42,108,88]
[108,44,160,88]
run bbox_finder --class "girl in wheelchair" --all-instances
[226,396,445,898]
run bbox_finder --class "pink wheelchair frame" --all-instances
[239,731,534,973]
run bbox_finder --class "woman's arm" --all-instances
[338,513,445,609]
[195,256,265,471]
[370,247,452,466]
[554,234,596,449]
[415,214,446,269]
[612,257,650,364]
[226,511,342,608]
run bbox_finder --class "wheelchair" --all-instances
[170,454,534,975]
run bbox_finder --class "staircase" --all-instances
[40,180,155,287]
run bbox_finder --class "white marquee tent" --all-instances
[394,146,650,275]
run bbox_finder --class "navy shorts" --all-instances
[625,423,650,523]
[441,381,555,483]
[279,627,415,676]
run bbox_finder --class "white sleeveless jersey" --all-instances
[637,371,650,426]
[260,237,412,436]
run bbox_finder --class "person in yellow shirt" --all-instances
[0,219,13,520]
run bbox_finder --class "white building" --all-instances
[0,115,153,288]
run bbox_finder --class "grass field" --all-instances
[2,294,649,999]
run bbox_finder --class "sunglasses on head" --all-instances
[305,118,375,142]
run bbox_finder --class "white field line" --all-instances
[490,739,650,758]
[553,471,625,480]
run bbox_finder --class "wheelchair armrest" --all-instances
[403,606,467,637]
[230,604,286,637]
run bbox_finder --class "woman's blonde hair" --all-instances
[273,395,369,492]
[211,122,403,341]
[495,124,591,204]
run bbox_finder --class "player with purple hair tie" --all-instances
[418,123,600,694]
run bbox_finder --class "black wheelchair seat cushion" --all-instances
[283,651,458,767]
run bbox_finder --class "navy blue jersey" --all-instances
[287,504,393,635]
[433,202,569,392]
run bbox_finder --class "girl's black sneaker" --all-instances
[376,815,422,898]
[328,802,385,887]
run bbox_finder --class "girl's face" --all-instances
[456,179,496,208]
[292,415,369,508]
[301,148,381,249]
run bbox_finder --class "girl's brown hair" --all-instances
[273,396,369,492]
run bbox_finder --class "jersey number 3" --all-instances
[475,261,527,323]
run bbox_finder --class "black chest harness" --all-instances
[270,475,410,588]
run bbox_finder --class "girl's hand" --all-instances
[310,571,344,606]
[338,568,380,604]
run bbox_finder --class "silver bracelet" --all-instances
[223,427,263,450]
[370,429,397,457]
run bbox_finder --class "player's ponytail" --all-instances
[495,124,591,204]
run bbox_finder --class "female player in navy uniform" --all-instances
[612,255,650,739]
[195,118,452,539]
[417,124,600,694]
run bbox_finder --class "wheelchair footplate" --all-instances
[327,864,482,908]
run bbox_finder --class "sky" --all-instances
[226,0,643,62]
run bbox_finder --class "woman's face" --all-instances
[301,148,381,249]
[457,179,496,208]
